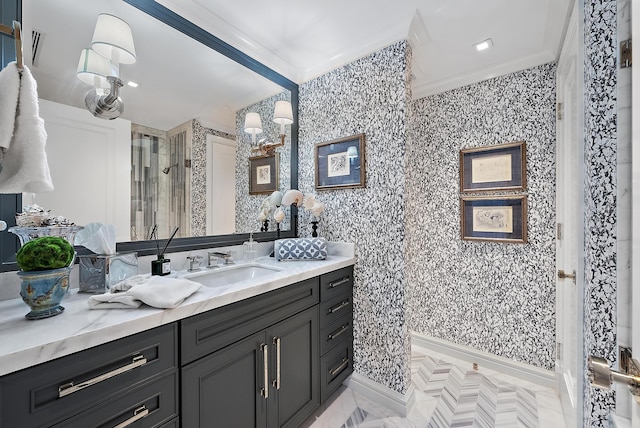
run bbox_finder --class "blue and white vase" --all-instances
[18,266,72,320]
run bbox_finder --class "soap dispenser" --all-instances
[243,232,257,262]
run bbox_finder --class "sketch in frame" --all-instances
[460,141,526,192]
[249,153,279,195]
[315,133,366,190]
[461,195,527,243]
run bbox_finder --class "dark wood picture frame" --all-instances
[249,153,279,195]
[315,133,365,190]
[460,141,526,192]
[461,195,528,243]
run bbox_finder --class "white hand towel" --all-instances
[88,274,202,309]
[0,61,19,150]
[0,63,54,193]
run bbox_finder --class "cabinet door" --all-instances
[182,331,269,428]
[267,307,319,428]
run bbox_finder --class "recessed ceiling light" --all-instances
[474,38,493,52]
[127,81,138,88]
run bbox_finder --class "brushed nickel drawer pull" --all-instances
[329,357,350,377]
[272,336,281,390]
[58,355,147,398]
[328,277,350,289]
[113,405,149,428]
[328,300,349,314]
[260,343,269,399]
[328,324,349,341]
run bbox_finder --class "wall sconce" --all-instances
[244,112,263,145]
[273,100,293,145]
[77,14,136,120]
[249,100,294,157]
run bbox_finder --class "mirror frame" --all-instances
[0,0,298,271]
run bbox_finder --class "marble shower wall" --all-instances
[235,93,292,234]
[299,41,412,394]
[407,63,558,370]
[582,0,618,426]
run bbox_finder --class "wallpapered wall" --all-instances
[298,41,413,394]
[235,93,292,234]
[407,63,558,370]
[582,0,618,425]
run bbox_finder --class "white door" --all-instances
[631,1,640,425]
[206,135,237,235]
[556,4,583,427]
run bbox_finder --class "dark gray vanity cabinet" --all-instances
[0,323,179,428]
[318,266,354,401]
[181,278,320,428]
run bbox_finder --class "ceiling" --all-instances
[23,0,573,132]
[159,0,574,99]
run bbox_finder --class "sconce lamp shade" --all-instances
[347,146,358,158]
[91,14,137,65]
[76,48,112,88]
[273,100,293,125]
[244,112,263,135]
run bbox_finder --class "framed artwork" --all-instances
[461,195,528,243]
[315,133,366,190]
[460,141,526,192]
[249,153,279,195]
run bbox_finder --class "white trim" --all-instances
[343,373,415,417]
[411,331,556,389]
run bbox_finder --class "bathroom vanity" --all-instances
[0,255,354,427]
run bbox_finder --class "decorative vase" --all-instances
[18,266,73,320]
[310,220,319,237]
[8,225,84,247]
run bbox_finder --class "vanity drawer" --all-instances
[52,370,178,428]
[320,315,353,356]
[0,323,177,428]
[320,266,353,303]
[320,340,353,402]
[181,277,319,365]
[319,293,353,327]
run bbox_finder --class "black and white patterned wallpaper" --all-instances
[299,41,413,394]
[407,63,558,370]
[582,0,618,425]
[235,93,292,234]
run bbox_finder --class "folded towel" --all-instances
[88,274,202,309]
[275,237,327,261]
[0,62,54,193]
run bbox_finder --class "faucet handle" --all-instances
[187,255,202,272]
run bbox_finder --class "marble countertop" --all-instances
[0,246,355,377]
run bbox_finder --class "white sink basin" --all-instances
[184,263,282,287]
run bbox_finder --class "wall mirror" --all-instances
[1,0,298,270]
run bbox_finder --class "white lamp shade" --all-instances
[347,146,359,158]
[273,100,293,125]
[244,112,263,134]
[76,48,112,88]
[91,13,137,65]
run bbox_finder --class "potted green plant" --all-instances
[16,236,75,320]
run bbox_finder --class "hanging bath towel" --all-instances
[0,61,19,152]
[0,61,53,193]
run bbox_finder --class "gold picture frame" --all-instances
[249,153,279,195]
[460,141,526,192]
[461,195,528,243]
[315,133,366,190]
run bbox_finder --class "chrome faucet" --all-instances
[186,255,202,272]
[207,251,235,268]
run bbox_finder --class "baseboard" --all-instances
[343,372,416,417]
[411,331,556,389]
